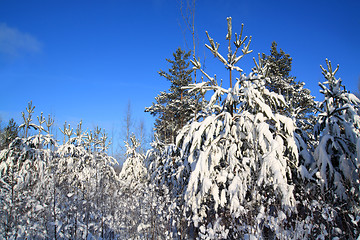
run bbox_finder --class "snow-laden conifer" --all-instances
[260,43,317,183]
[314,59,360,201]
[120,134,147,186]
[55,123,118,239]
[150,18,304,239]
[0,104,56,239]
[118,134,150,237]
[118,134,176,239]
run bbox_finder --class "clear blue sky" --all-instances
[1,0,359,154]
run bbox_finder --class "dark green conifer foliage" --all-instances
[262,41,292,80]
[262,41,316,121]
[0,118,19,150]
[146,48,197,144]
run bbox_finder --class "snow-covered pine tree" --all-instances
[314,59,360,202]
[145,48,200,144]
[151,18,304,239]
[88,127,119,239]
[120,134,147,186]
[0,103,56,239]
[261,42,317,189]
[117,134,150,238]
[145,134,188,239]
[293,59,360,239]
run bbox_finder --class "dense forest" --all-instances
[1,18,359,239]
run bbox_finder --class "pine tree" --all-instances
[145,47,199,144]
[314,59,360,202]
[262,42,317,175]
[151,18,303,239]
[119,134,147,187]
[0,118,19,150]
[145,136,186,238]
[262,41,316,120]
[262,41,292,80]
[0,104,55,238]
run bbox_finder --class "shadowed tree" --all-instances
[146,47,199,144]
[0,118,19,150]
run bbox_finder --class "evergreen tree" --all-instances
[0,105,55,238]
[150,18,304,239]
[262,42,317,171]
[145,48,199,144]
[119,134,147,186]
[314,59,360,202]
[0,118,19,150]
[262,42,316,118]
[262,41,292,80]
[146,137,186,238]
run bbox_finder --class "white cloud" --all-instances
[0,23,41,58]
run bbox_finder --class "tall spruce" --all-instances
[145,47,198,144]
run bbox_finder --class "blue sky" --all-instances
[0,0,359,155]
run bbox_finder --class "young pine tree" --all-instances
[145,48,199,144]
[119,134,147,187]
[314,59,360,202]
[151,18,303,239]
